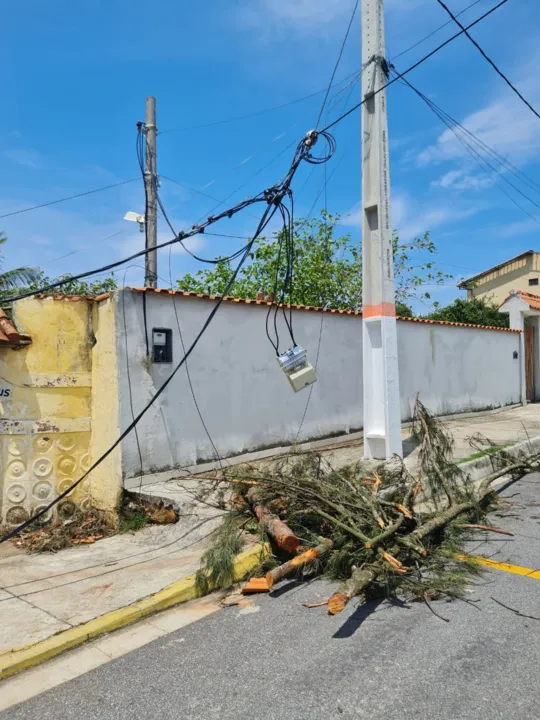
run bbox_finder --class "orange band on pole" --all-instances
[362,302,396,318]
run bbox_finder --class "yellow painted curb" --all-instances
[457,554,540,580]
[0,542,268,681]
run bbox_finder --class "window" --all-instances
[529,278,539,286]
[152,328,173,363]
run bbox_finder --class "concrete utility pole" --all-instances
[361,0,402,459]
[144,96,158,288]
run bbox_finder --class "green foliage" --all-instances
[392,231,452,306]
[427,297,509,328]
[178,211,451,311]
[0,232,41,297]
[119,510,149,534]
[195,512,245,595]
[24,270,118,298]
[457,444,508,465]
[0,231,117,306]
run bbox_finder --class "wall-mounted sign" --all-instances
[0,384,13,414]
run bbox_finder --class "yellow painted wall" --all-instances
[89,296,122,517]
[0,297,121,526]
[467,253,540,304]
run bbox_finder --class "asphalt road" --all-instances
[3,475,540,720]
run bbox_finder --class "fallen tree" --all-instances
[196,398,540,614]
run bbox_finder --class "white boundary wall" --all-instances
[115,290,522,479]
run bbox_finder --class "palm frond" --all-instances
[0,267,41,291]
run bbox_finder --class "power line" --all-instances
[0,198,281,542]
[0,130,336,540]
[321,0,509,133]
[396,73,540,225]
[401,78,540,200]
[0,179,138,220]
[434,0,540,123]
[315,0,359,128]
[391,0,482,60]
[166,247,225,472]
[3,130,332,304]
[0,186,272,303]
[159,71,361,135]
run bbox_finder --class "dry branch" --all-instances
[457,524,514,536]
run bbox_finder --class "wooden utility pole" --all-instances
[361,0,402,459]
[144,96,158,287]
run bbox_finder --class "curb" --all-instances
[0,543,268,681]
[458,435,540,485]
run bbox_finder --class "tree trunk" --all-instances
[247,487,300,552]
[327,567,377,615]
[266,540,333,589]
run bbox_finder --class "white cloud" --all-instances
[240,0,351,34]
[5,148,42,169]
[492,217,540,239]
[27,234,52,246]
[341,191,480,241]
[418,70,540,169]
[238,0,426,36]
[432,169,493,191]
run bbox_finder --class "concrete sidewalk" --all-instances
[1,403,539,676]
[0,500,224,656]
[307,403,540,471]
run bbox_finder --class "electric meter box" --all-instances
[287,363,318,392]
[277,345,317,392]
[153,331,167,346]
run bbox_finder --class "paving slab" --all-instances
[0,504,224,654]
[0,598,70,651]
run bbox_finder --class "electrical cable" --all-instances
[391,0,482,61]
[0,129,336,542]
[434,0,540,123]
[291,66,361,435]
[158,71,361,135]
[0,194,267,303]
[395,72,540,224]
[295,309,325,442]
[121,265,146,491]
[315,0,360,128]
[187,121,301,198]
[0,205,276,543]
[167,243,225,472]
[2,131,334,305]
[194,138,300,225]
[0,179,138,220]
[160,175,262,223]
[320,0,509,133]
[415,101,540,199]
[156,189,250,265]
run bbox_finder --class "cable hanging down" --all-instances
[0,128,336,543]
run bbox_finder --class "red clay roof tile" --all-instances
[130,288,520,333]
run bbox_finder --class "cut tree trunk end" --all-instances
[327,567,377,615]
[242,578,271,594]
[247,487,300,552]
[266,540,333,589]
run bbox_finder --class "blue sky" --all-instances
[2,0,540,311]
